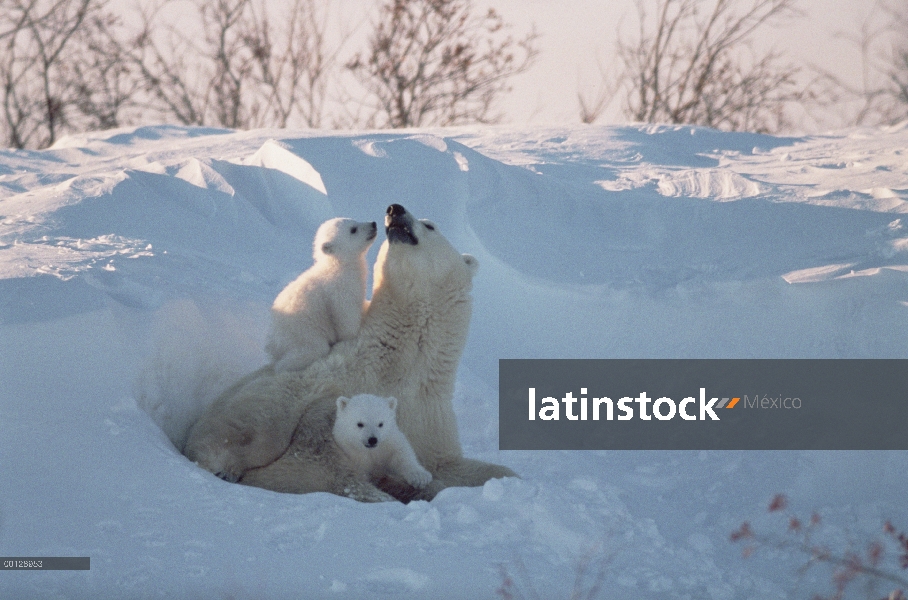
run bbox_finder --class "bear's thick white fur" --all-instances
[184,204,516,502]
[333,394,432,489]
[266,217,377,373]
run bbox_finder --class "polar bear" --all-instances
[184,204,516,501]
[266,217,377,373]
[333,394,432,489]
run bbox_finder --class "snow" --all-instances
[2,122,908,599]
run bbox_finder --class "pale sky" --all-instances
[157,0,894,133]
[485,0,885,131]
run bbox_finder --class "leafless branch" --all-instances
[578,56,618,124]
[0,0,132,147]
[611,0,805,133]
[347,0,539,128]
[127,0,345,130]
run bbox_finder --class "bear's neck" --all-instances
[359,285,472,397]
[313,254,369,299]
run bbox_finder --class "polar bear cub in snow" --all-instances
[333,394,433,489]
[266,217,377,373]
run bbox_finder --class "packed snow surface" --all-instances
[2,122,908,599]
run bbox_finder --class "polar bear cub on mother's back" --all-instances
[333,394,432,489]
[266,218,377,373]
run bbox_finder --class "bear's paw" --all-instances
[403,465,433,489]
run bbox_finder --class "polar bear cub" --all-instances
[333,394,432,489]
[266,218,377,373]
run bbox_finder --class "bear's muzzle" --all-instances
[385,204,418,245]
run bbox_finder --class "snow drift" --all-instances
[2,122,908,599]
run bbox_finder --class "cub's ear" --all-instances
[336,396,349,411]
[462,253,479,276]
[321,241,334,255]
[387,396,398,412]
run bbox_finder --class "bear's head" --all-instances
[313,217,377,262]
[333,394,399,450]
[372,204,478,299]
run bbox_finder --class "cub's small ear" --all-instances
[321,241,334,255]
[336,396,349,411]
[387,396,398,412]
[462,253,479,276]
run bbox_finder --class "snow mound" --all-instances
[245,139,328,195]
[655,168,762,199]
[3,123,908,599]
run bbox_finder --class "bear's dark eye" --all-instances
[424,223,435,231]
[357,422,364,428]
[378,422,383,428]
[351,226,358,234]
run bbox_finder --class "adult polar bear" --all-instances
[184,204,516,502]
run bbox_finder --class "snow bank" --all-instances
[2,123,907,599]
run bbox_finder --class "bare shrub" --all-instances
[0,0,105,148]
[732,494,908,600]
[347,0,539,128]
[67,9,140,132]
[818,1,908,127]
[601,0,805,133]
[496,543,610,600]
[128,0,343,130]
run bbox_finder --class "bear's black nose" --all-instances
[387,204,406,217]
[366,437,378,448]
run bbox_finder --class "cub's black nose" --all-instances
[366,437,378,448]
[387,204,406,217]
